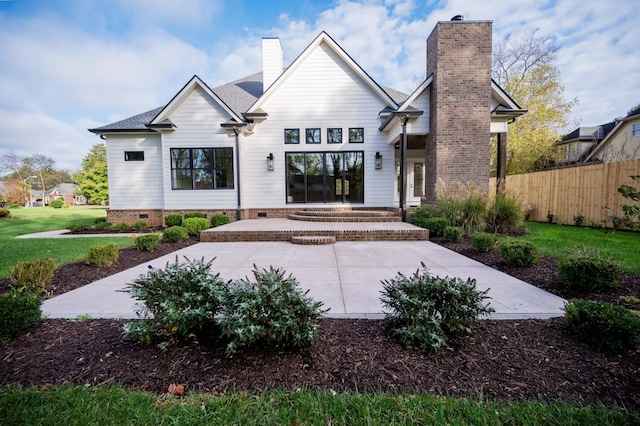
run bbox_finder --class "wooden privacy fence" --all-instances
[489,159,640,225]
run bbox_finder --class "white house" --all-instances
[90,18,524,226]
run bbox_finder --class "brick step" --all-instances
[287,214,401,223]
[290,236,336,245]
[200,228,429,243]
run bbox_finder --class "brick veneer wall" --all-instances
[424,20,492,202]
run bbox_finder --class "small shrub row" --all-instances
[564,299,640,353]
[85,243,119,267]
[380,265,493,352]
[165,212,229,228]
[124,259,326,356]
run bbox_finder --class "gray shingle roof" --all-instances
[90,71,407,133]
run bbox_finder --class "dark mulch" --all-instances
[1,236,639,412]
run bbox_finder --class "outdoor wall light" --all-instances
[375,151,382,169]
[267,153,275,171]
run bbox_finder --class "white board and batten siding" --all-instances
[160,86,238,210]
[106,135,163,209]
[241,41,397,208]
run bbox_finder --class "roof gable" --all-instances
[151,75,244,125]
[247,31,399,114]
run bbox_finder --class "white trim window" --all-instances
[631,122,640,137]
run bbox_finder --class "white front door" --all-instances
[396,159,425,207]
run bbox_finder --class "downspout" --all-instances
[399,116,408,222]
[233,128,242,221]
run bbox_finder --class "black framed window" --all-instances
[170,148,233,190]
[327,128,342,144]
[284,128,300,144]
[286,151,363,204]
[124,151,144,161]
[349,127,364,143]
[306,128,321,144]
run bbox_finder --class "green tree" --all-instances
[492,29,578,174]
[74,143,108,204]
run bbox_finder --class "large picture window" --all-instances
[286,151,363,203]
[170,148,233,190]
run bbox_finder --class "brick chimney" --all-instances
[424,19,492,202]
[262,37,283,91]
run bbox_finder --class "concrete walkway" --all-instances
[42,240,567,320]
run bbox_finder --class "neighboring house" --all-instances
[90,18,525,226]
[555,122,616,164]
[40,183,87,206]
[583,111,640,164]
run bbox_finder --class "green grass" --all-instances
[502,222,640,275]
[0,386,635,425]
[0,206,135,279]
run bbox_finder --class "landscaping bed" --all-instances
[0,237,639,412]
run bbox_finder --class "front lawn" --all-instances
[0,206,134,278]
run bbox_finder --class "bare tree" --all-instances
[0,150,25,180]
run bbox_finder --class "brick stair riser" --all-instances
[200,230,428,243]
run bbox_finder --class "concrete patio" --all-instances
[42,239,567,320]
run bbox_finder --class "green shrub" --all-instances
[500,240,539,267]
[408,205,439,227]
[112,222,130,232]
[93,217,107,225]
[0,207,11,218]
[557,247,621,292]
[68,223,89,232]
[419,217,451,238]
[0,287,42,343]
[380,265,493,352]
[564,299,640,353]
[486,194,524,234]
[443,226,464,243]
[93,221,112,231]
[184,211,206,219]
[162,226,189,243]
[183,217,210,236]
[49,198,64,209]
[135,234,160,252]
[211,214,230,227]
[85,243,119,267]
[217,266,326,356]
[131,220,148,231]
[9,258,57,292]
[164,214,183,227]
[124,257,226,343]
[471,232,498,253]
[573,214,584,227]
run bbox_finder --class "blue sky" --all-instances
[0,0,638,173]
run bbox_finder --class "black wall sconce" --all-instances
[375,151,382,169]
[267,153,274,171]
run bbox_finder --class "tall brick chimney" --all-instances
[424,19,492,202]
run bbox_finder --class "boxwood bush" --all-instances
[0,287,42,343]
[164,214,183,227]
[211,213,230,227]
[557,247,621,292]
[162,226,189,243]
[112,222,130,232]
[9,258,57,292]
[184,211,206,219]
[135,234,160,252]
[471,232,498,253]
[49,198,64,209]
[419,217,451,238]
[444,226,464,243]
[500,240,539,267]
[564,299,640,353]
[85,243,119,267]
[183,217,210,236]
[380,265,493,352]
[131,220,148,231]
